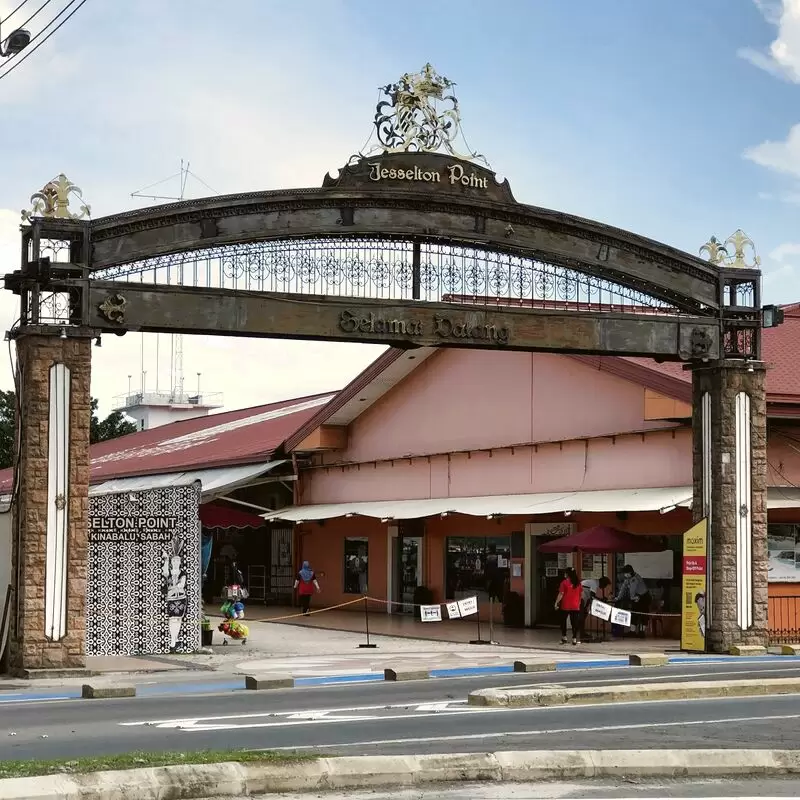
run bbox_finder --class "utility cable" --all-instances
[1,0,30,25]
[8,0,56,37]
[0,0,88,81]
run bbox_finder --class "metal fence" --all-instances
[768,595,800,644]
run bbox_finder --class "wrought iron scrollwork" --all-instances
[367,64,485,163]
[93,238,683,315]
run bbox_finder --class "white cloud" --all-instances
[740,0,800,82]
[0,1,393,415]
[744,123,800,178]
[764,241,800,285]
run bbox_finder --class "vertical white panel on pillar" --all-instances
[735,390,753,630]
[45,363,70,641]
[701,391,712,625]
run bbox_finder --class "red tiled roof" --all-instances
[619,303,800,401]
[0,392,336,493]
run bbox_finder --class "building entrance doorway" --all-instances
[394,536,423,614]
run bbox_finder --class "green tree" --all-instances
[0,393,137,468]
[0,390,16,470]
[90,398,137,444]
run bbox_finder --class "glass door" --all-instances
[396,536,422,613]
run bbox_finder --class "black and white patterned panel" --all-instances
[86,483,201,657]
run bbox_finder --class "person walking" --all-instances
[294,561,321,615]
[614,565,651,638]
[555,567,583,645]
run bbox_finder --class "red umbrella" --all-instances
[538,526,665,554]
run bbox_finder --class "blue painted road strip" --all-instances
[2,653,800,703]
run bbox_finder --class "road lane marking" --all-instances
[119,700,470,727]
[0,696,71,705]
[256,712,800,751]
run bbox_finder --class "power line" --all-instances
[0,0,88,82]
[10,0,56,36]
[1,0,30,25]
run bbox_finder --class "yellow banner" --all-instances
[681,519,708,652]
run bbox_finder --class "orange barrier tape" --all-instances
[246,596,368,624]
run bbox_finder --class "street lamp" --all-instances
[0,23,31,58]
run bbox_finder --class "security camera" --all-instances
[2,28,31,57]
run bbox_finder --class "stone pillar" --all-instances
[692,360,768,652]
[7,329,92,675]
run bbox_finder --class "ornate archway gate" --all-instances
[3,66,767,671]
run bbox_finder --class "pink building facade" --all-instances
[273,333,800,639]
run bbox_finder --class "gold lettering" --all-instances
[338,310,359,333]
[386,319,407,335]
[369,164,381,182]
[389,169,397,179]
[447,164,464,185]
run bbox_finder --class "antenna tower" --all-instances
[130,161,218,401]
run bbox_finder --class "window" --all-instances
[768,524,800,582]
[445,536,511,602]
[344,537,369,594]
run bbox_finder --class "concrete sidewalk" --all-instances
[0,620,599,692]
[231,602,680,654]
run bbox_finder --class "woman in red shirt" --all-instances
[555,568,583,645]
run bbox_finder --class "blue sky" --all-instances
[0,0,798,411]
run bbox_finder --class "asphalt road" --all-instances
[4,660,800,761]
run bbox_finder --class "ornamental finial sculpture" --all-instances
[367,63,485,163]
[700,229,760,270]
[21,173,91,222]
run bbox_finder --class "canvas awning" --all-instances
[767,487,800,509]
[90,460,289,502]
[261,486,696,522]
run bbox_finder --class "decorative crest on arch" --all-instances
[367,63,485,163]
[699,229,760,270]
[21,173,91,222]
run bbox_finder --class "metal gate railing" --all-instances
[769,595,800,644]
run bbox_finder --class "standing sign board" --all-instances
[86,483,201,656]
[680,519,708,652]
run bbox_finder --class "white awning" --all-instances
[90,460,289,502]
[262,486,696,522]
[768,487,800,509]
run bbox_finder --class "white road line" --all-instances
[256,712,800,751]
[0,696,71,705]
[119,700,468,727]
[181,708,497,732]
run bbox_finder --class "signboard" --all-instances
[86,484,201,656]
[457,596,479,617]
[680,519,708,652]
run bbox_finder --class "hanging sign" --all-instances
[457,596,479,617]
[590,599,612,621]
[610,607,632,628]
[445,601,461,619]
[420,604,442,622]
[681,518,708,652]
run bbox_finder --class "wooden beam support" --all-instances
[88,280,720,360]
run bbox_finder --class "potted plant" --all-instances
[201,616,213,647]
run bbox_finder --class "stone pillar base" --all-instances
[6,330,91,673]
[692,361,768,654]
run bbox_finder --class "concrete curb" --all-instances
[468,676,800,707]
[2,750,800,798]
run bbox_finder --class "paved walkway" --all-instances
[224,602,680,654]
[0,603,679,691]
